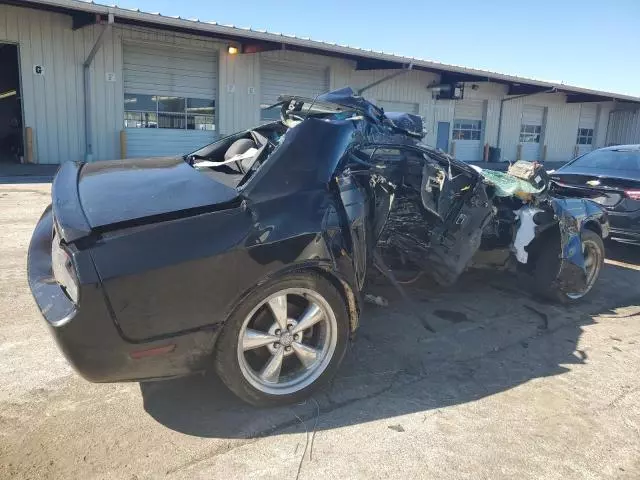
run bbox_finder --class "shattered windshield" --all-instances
[476,167,545,197]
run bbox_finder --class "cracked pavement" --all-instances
[1,183,639,479]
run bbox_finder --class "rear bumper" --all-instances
[27,207,219,382]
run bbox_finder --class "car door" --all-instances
[366,144,493,286]
[416,146,494,284]
[336,172,369,291]
[336,146,403,290]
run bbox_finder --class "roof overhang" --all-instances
[5,0,640,105]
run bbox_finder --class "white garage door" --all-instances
[577,104,598,156]
[519,105,545,161]
[123,43,218,158]
[260,59,329,120]
[376,100,419,114]
[453,99,485,161]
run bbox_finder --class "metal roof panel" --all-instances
[15,0,640,103]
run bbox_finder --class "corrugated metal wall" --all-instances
[121,42,218,157]
[595,103,614,147]
[498,93,576,162]
[219,49,350,133]
[122,43,218,98]
[576,104,599,156]
[462,82,507,148]
[1,3,637,165]
[334,69,440,143]
[116,26,226,158]
[376,100,419,114]
[0,4,90,163]
[607,109,640,145]
[453,99,486,161]
[260,58,329,119]
[0,4,230,163]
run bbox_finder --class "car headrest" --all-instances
[224,138,257,161]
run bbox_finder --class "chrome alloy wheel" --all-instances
[565,238,603,299]
[237,288,338,395]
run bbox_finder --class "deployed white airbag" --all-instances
[513,206,543,263]
[195,148,258,168]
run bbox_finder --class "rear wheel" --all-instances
[214,272,349,406]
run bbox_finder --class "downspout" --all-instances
[496,88,556,159]
[84,13,114,162]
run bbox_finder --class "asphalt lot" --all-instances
[1,182,640,480]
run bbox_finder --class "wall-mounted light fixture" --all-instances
[227,45,239,55]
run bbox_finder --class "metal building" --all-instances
[607,108,640,146]
[1,0,639,166]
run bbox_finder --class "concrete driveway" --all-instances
[1,183,639,479]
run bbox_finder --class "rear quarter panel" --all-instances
[90,189,354,342]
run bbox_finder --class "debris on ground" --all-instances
[364,294,389,307]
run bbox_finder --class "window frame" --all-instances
[124,93,215,131]
[519,124,542,143]
[576,127,594,145]
[452,119,482,141]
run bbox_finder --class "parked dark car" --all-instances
[28,88,609,406]
[550,145,640,244]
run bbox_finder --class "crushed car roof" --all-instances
[276,87,426,139]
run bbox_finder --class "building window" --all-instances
[124,94,215,130]
[452,119,482,140]
[187,98,216,131]
[260,104,282,122]
[577,128,594,145]
[519,124,542,143]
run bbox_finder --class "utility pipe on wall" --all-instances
[357,63,414,95]
[84,13,114,162]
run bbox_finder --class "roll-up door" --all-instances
[376,100,419,114]
[123,43,218,157]
[260,59,329,120]
[519,105,545,161]
[577,104,598,156]
[453,99,485,161]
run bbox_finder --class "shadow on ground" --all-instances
[141,243,640,439]
[0,163,57,184]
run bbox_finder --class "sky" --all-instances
[110,0,640,97]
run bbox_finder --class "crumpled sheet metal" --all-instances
[549,197,602,292]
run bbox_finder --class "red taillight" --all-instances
[625,190,640,201]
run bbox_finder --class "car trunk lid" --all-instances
[53,157,240,242]
[551,169,640,212]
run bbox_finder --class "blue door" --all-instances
[436,122,450,152]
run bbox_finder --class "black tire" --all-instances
[533,229,604,303]
[214,271,349,407]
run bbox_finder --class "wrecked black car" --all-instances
[27,88,608,406]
